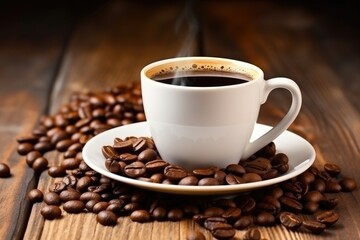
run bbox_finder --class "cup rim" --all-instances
[141,56,264,90]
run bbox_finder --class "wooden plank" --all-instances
[0,3,79,240]
[201,1,360,239]
[24,1,201,239]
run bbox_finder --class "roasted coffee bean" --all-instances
[204,217,228,231]
[243,173,262,183]
[17,143,34,155]
[119,153,138,163]
[167,208,184,221]
[48,166,66,177]
[32,157,48,173]
[214,170,227,184]
[0,163,11,178]
[256,212,275,226]
[198,177,220,186]
[76,176,93,192]
[233,215,253,230]
[41,205,62,220]
[324,163,341,177]
[214,198,236,209]
[192,167,215,178]
[244,158,271,175]
[80,191,102,202]
[17,135,39,144]
[63,200,85,213]
[130,209,152,222]
[62,175,77,188]
[244,228,261,240]
[225,164,245,176]
[123,202,142,213]
[93,201,110,213]
[48,182,67,194]
[178,176,199,185]
[124,161,146,178]
[236,196,256,214]
[225,174,245,185]
[302,220,326,234]
[261,169,278,180]
[315,210,339,227]
[133,138,148,154]
[151,206,167,221]
[61,158,81,170]
[113,140,133,153]
[211,227,236,239]
[102,145,119,159]
[204,207,224,217]
[59,190,81,202]
[64,149,77,158]
[138,149,157,162]
[221,207,241,222]
[44,192,61,206]
[279,212,302,230]
[105,158,122,174]
[339,177,357,192]
[186,230,206,240]
[28,189,43,203]
[56,139,74,152]
[145,159,169,172]
[106,202,123,215]
[164,165,187,181]
[312,179,326,193]
[298,171,316,185]
[303,201,319,214]
[97,210,118,226]
[319,197,339,209]
[325,180,342,193]
[85,199,100,212]
[25,151,42,167]
[255,142,276,158]
[304,191,324,203]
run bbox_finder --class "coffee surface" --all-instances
[158,76,248,87]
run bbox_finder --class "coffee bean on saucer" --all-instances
[0,163,11,178]
[164,165,187,181]
[124,161,146,178]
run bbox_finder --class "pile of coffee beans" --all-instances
[101,137,289,186]
[16,83,357,239]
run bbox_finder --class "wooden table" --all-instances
[1,1,359,239]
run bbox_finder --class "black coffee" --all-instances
[158,76,248,87]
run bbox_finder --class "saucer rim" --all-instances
[82,121,316,195]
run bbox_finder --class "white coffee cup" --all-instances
[141,57,302,169]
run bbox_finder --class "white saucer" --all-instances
[82,122,316,195]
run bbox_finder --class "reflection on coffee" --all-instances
[157,76,249,87]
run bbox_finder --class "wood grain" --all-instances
[1,1,359,240]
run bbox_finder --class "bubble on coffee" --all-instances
[150,63,256,87]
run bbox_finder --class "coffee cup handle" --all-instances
[243,77,302,159]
